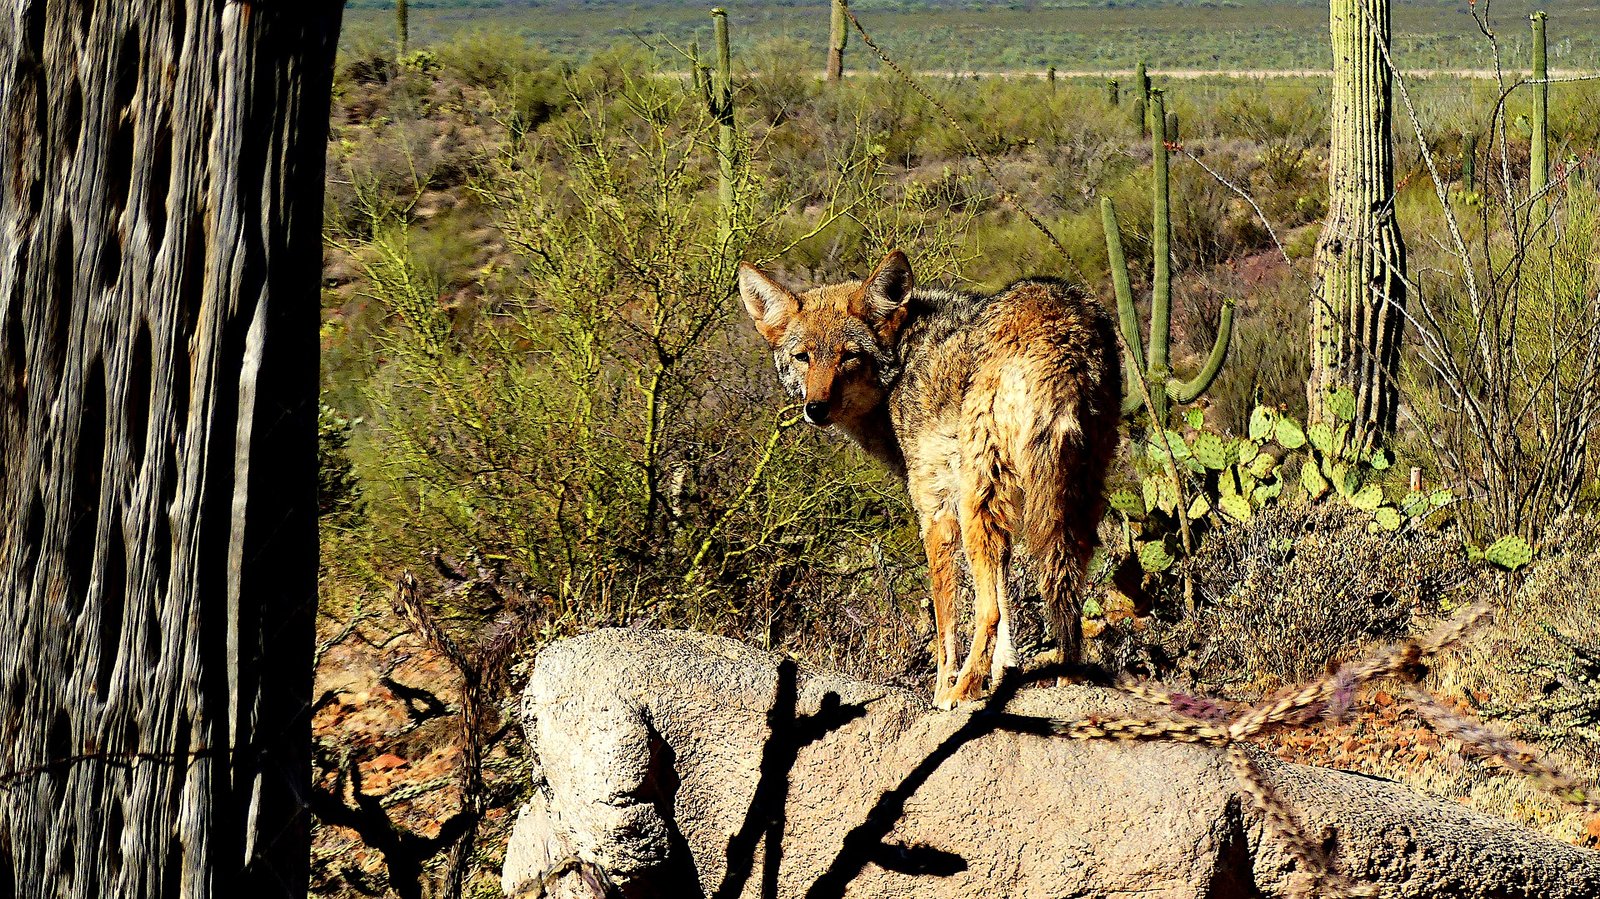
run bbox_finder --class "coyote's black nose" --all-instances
[803,401,831,425]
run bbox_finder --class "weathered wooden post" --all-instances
[0,3,340,894]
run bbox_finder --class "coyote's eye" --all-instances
[793,351,810,364]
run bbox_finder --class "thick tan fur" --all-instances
[739,250,1121,707]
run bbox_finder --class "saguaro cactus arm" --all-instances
[1103,88,1236,423]
[1102,198,1149,416]
[1170,299,1237,404]
[1150,89,1173,383]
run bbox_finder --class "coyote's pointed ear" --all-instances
[860,249,914,341]
[739,263,799,345]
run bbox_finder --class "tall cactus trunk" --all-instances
[397,0,409,56]
[1530,11,1549,229]
[712,9,735,231]
[1309,0,1407,447]
[1149,90,1174,423]
[826,0,847,81]
[0,3,339,893]
[1133,60,1149,136]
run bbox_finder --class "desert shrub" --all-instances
[741,37,818,126]
[1143,504,1473,689]
[1463,517,1600,764]
[433,30,547,88]
[336,29,396,88]
[333,64,966,668]
[1201,268,1311,433]
[319,403,364,527]
[1403,174,1600,543]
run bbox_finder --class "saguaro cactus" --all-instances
[1103,89,1237,424]
[690,40,710,105]
[827,0,848,81]
[710,8,736,231]
[1309,0,1407,446]
[1133,60,1150,135]
[0,3,339,893]
[397,0,410,56]
[1530,11,1550,226]
[1107,78,1119,106]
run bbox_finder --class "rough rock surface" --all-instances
[503,629,1600,898]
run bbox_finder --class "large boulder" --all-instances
[502,628,1600,898]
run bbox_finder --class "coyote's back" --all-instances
[739,252,1121,706]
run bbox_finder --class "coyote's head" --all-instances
[738,250,914,427]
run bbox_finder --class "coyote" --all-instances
[738,250,1121,707]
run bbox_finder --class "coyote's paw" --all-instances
[935,675,988,709]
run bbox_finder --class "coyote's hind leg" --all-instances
[944,474,1015,707]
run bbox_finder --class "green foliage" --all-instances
[1116,393,1450,576]
[328,57,976,644]
[318,403,364,526]
[1488,622,1600,762]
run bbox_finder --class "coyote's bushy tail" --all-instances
[1021,324,1121,670]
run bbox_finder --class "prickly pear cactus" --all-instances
[1484,535,1534,571]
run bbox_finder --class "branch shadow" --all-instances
[802,665,1086,899]
[710,658,881,899]
[307,755,475,899]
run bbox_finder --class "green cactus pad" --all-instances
[1331,462,1361,497]
[1185,408,1204,430]
[1248,451,1277,479]
[1147,434,1190,463]
[1333,423,1352,458]
[1219,493,1253,523]
[1249,406,1276,442]
[1193,432,1229,469]
[1349,483,1384,510]
[1138,540,1175,572]
[1275,417,1307,449]
[1327,387,1358,422]
[1370,448,1392,470]
[1429,488,1453,507]
[1307,422,1334,455]
[1153,474,1179,514]
[1236,441,1259,467]
[1252,479,1282,505]
[1484,534,1534,571]
[1302,459,1330,499]
[1373,506,1403,531]
[1109,489,1145,517]
[1187,494,1211,520]
[1401,491,1430,519]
